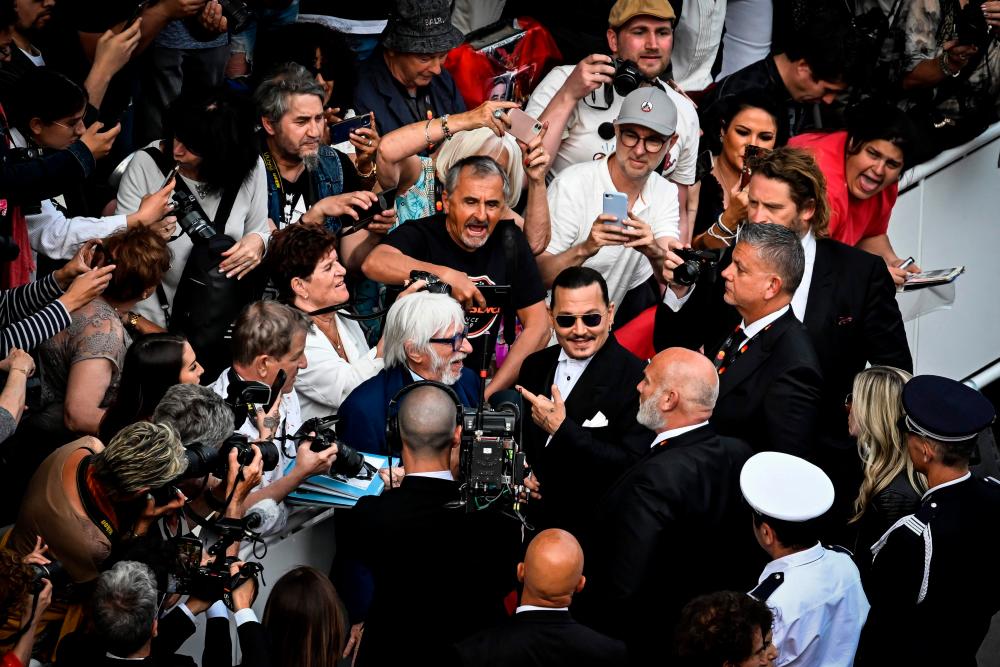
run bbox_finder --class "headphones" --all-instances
[385,380,463,456]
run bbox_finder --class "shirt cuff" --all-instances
[178,603,197,624]
[206,600,229,619]
[234,607,259,627]
[662,284,695,312]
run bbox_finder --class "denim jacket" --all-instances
[264,144,344,232]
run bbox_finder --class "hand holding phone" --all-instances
[602,192,629,228]
[330,114,373,145]
[508,109,544,144]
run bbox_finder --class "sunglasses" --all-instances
[554,313,604,328]
[429,325,469,352]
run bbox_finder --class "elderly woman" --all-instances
[265,224,423,421]
[30,227,171,442]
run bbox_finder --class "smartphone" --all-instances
[330,114,373,145]
[166,535,203,594]
[508,108,543,144]
[89,242,106,269]
[602,192,629,228]
[263,370,286,414]
[739,145,767,190]
[161,165,179,189]
[123,1,149,29]
[339,187,399,236]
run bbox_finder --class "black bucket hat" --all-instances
[381,0,464,54]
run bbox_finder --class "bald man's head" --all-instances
[518,529,586,606]
[637,348,719,431]
[398,385,460,455]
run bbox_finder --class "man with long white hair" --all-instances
[573,347,755,664]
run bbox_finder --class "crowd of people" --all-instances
[0,0,998,665]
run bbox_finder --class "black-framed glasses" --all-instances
[554,313,604,328]
[429,326,469,351]
[618,129,667,153]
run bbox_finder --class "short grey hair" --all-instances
[383,292,465,368]
[737,222,805,295]
[232,301,313,366]
[153,384,234,450]
[398,385,459,454]
[94,561,159,657]
[92,422,187,494]
[254,63,326,123]
[443,155,511,205]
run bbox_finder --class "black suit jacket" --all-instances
[574,425,756,664]
[452,610,628,667]
[516,335,653,536]
[335,475,521,666]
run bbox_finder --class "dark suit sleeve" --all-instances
[152,607,196,657]
[549,408,649,471]
[653,279,725,353]
[861,258,912,372]
[338,389,387,456]
[762,360,823,459]
[202,616,233,667]
[236,621,272,667]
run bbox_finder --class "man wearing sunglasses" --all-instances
[538,86,681,330]
[514,267,652,538]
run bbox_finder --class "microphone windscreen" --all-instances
[598,122,616,141]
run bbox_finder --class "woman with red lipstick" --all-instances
[790,101,920,285]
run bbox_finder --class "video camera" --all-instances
[164,517,263,610]
[672,248,722,287]
[457,396,526,512]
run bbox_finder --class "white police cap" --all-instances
[740,451,834,522]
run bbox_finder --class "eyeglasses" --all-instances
[554,313,604,328]
[618,129,667,153]
[52,117,85,130]
[429,326,469,351]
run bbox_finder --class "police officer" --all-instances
[856,375,999,667]
[741,451,870,666]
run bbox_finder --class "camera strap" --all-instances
[499,223,518,345]
[75,452,119,543]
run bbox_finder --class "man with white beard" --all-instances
[573,347,756,664]
[337,292,481,455]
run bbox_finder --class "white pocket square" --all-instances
[582,411,609,428]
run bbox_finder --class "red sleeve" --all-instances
[2,651,24,667]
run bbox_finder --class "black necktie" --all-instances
[714,327,747,374]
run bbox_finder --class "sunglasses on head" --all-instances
[554,313,604,328]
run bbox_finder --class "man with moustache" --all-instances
[255,65,394,270]
[515,267,652,536]
[337,291,481,456]
[574,347,754,664]
[362,155,551,398]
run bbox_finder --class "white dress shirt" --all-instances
[408,470,455,481]
[650,420,710,448]
[756,542,870,667]
[739,304,789,339]
[554,349,594,400]
[516,605,569,614]
[671,0,729,91]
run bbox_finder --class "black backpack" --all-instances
[144,147,265,382]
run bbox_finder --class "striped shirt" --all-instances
[0,272,71,356]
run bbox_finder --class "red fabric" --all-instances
[614,306,657,361]
[444,17,562,110]
[1,652,24,667]
[0,104,34,289]
[503,589,518,615]
[789,131,898,246]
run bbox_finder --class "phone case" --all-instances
[508,109,543,144]
[602,192,628,227]
[330,115,372,145]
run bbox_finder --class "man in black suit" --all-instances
[515,267,653,537]
[335,384,521,666]
[655,222,823,458]
[574,347,755,665]
[453,528,627,667]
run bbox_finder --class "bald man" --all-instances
[453,529,626,666]
[335,385,521,666]
[573,348,757,665]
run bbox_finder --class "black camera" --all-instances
[181,432,280,480]
[4,147,46,216]
[410,270,452,296]
[165,519,263,609]
[291,415,368,479]
[218,0,254,33]
[672,248,722,287]
[957,0,992,48]
[171,191,217,242]
[457,397,526,511]
[611,58,647,97]
[31,559,71,591]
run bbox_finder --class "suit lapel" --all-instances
[373,63,419,131]
[717,311,794,400]
[562,337,620,421]
[804,240,834,329]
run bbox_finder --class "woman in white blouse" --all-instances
[265,223,423,421]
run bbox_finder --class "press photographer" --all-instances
[0,543,53,667]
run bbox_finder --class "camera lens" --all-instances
[331,441,365,478]
[613,59,643,97]
[672,260,702,287]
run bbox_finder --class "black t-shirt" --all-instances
[384,214,545,370]
[276,150,363,227]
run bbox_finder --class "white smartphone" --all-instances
[602,192,629,228]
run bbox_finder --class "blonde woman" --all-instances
[847,366,926,571]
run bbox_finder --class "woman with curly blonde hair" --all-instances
[847,366,926,571]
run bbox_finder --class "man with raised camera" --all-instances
[573,347,754,664]
[656,147,910,528]
[337,291,481,457]
[536,86,680,327]
[524,0,699,235]
[335,383,520,666]
[209,301,338,535]
[361,156,550,399]
[653,221,823,458]
[514,267,652,537]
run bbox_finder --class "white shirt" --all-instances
[525,66,699,184]
[408,470,455,481]
[516,605,569,614]
[718,0,774,80]
[756,542,870,667]
[295,313,384,422]
[650,420,710,448]
[741,304,789,339]
[210,368,304,535]
[671,0,729,91]
[554,348,593,400]
[546,157,680,309]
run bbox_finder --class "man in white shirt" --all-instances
[525,0,699,238]
[741,451,870,667]
[538,86,680,324]
[671,0,728,92]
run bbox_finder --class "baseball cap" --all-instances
[614,87,677,137]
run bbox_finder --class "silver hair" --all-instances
[436,129,524,208]
[152,384,234,450]
[92,422,187,494]
[93,561,159,657]
[383,292,465,369]
[254,63,326,123]
[443,155,511,205]
[232,301,313,366]
[736,222,805,295]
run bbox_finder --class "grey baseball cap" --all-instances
[613,87,677,137]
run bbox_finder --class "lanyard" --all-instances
[715,322,773,374]
[261,150,289,226]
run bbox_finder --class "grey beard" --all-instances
[302,152,320,171]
